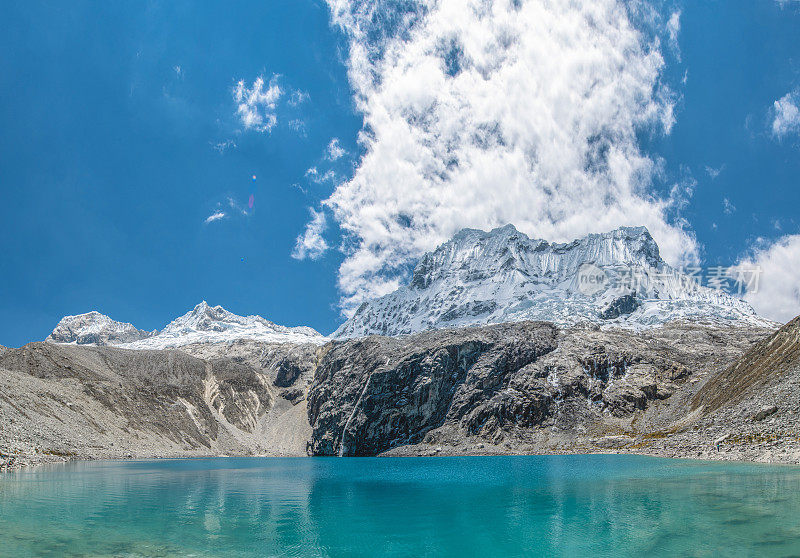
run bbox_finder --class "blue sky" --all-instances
[1,0,799,347]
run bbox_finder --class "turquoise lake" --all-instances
[1,455,799,557]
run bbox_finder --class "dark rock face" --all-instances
[600,294,640,320]
[308,321,770,456]
[272,351,316,388]
[308,322,559,456]
[753,406,778,422]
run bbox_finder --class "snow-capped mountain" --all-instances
[124,302,326,349]
[47,312,155,346]
[334,225,773,338]
[47,302,326,348]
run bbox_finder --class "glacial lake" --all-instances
[1,455,799,557]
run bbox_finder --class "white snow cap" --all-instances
[334,225,774,338]
[48,302,326,348]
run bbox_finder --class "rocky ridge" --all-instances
[7,317,800,471]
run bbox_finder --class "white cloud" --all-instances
[666,10,681,61]
[736,235,800,323]
[292,208,329,260]
[289,90,310,106]
[319,0,695,315]
[326,138,346,161]
[227,196,250,216]
[723,198,736,215]
[211,139,236,154]
[205,211,226,224]
[288,119,307,134]
[305,167,337,185]
[704,164,724,179]
[204,197,251,224]
[233,75,283,132]
[771,90,800,138]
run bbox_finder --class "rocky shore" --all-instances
[3,318,800,471]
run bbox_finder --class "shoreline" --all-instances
[5,441,800,473]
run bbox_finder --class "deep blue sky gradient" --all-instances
[1,1,798,346]
[1,1,357,345]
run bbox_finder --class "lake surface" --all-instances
[1,455,799,557]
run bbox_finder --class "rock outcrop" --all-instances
[309,322,559,456]
[309,321,771,456]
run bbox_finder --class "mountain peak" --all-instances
[48,303,326,349]
[47,311,154,346]
[336,225,770,338]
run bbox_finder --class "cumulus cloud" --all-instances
[204,211,226,224]
[316,0,695,314]
[326,138,347,161]
[736,235,800,323]
[771,90,800,138]
[233,75,283,132]
[292,208,329,260]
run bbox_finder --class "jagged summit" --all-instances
[334,225,772,338]
[47,311,155,346]
[47,302,326,349]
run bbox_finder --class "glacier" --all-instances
[334,225,773,338]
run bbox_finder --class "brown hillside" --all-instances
[691,316,800,413]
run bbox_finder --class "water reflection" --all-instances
[1,456,800,557]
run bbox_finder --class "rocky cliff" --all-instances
[5,318,800,469]
[309,321,772,457]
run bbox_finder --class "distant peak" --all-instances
[47,302,326,348]
[47,311,153,346]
